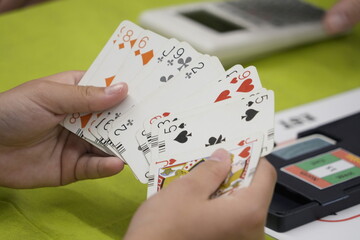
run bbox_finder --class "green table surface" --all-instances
[0,0,359,239]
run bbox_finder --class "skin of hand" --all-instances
[125,149,277,240]
[324,0,360,34]
[0,0,51,13]
[0,71,128,188]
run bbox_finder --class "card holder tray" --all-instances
[266,112,360,232]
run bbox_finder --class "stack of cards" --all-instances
[63,20,275,198]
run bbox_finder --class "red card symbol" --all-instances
[118,43,125,49]
[156,158,177,167]
[149,112,170,124]
[238,138,258,146]
[105,75,115,87]
[130,39,137,48]
[150,115,161,124]
[141,50,154,65]
[169,159,176,165]
[237,79,254,93]
[80,113,93,128]
[230,77,238,84]
[215,90,231,102]
[239,146,251,158]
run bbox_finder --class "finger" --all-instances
[0,0,50,13]
[167,149,232,199]
[30,80,128,115]
[75,155,125,181]
[0,0,24,13]
[233,158,277,206]
[42,70,86,85]
[324,0,360,34]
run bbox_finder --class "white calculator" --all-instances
[139,0,332,65]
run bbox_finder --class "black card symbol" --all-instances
[177,57,192,71]
[179,123,185,129]
[208,137,217,146]
[241,109,259,121]
[247,101,254,107]
[174,130,192,143]
[160,75,174,82]
[205,135,226,147]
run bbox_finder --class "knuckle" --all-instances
[67,70,85,83]
[31,79,52,91]
[67,70,84,75]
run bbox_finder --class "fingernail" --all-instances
[327,14,349,33]
[209,149,231,162]
[105,82,125,95]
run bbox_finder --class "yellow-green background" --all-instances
[0,0,359,239]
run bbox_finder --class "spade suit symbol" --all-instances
[174,130,192,143]
[205,135,226,147]
[246,101,254,107]
[241,109,259,122]
[160,75,174,82]
[209,137,217,145]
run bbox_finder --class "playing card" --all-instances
[107,55,225,183]
[137,65,263,161]
[170,65,262,108]
[93,41,200,149]
[147,132,264,198]
[63,20,144,139]
[214,134,264,197]
[145,87,267,162]
[111,30,169,84]
[86,22,145,87]
[62,19,276,189]
[208,65,262,103]
[88,38,181,145]
[152,90,274,161]
[76,29,170,145]
[78,20,143,86]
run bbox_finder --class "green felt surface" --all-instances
[0,0,359,239]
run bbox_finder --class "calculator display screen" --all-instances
[181,10,244,33]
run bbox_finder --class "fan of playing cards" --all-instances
[63,20,275,198]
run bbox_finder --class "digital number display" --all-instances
[181,10,244,33]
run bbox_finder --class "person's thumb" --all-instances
[169,148,232,199]
[324,0,360,34]
[31,80,128,115]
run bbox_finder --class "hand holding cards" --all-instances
[62,20,275,198]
